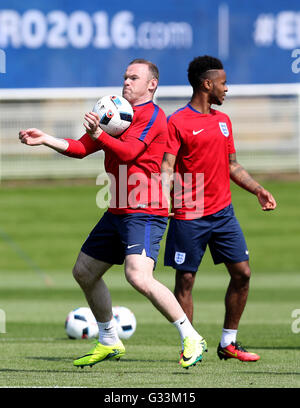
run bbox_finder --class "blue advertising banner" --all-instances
[0,0,299,87]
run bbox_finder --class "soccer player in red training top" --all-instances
[161,55,277,362]
[19,59,207,369]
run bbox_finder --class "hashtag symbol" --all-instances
[253,14,275,47]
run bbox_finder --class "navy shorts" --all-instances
[81,211,168,265]
[164,204,249,272]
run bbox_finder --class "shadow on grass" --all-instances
[26,356,70,362]
[236,371,300,376]
[0,368,84,374]
[26,356,176,364]
[0,367,172,376]
[255,347,300,350]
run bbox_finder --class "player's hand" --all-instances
[84,112,103,140]
[256,187,277,211]
[19,128,46,146]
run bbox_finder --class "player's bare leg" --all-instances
[174,270,196,323]
[72,251,125,368]
[125,253,186,322]
[125,253,207,368]
[72,251,113,322]
[217,260,259,362]
[223,260,251,329]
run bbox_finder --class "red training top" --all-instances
[166,104,236,220]
[63,101,168,216]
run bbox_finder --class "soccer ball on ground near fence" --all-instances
[65,307,98,339]
[112,306,137,340]
[93,95,134,136]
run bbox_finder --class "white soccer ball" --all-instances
[93,95,134,136]
[65,307,98,339]
[112,306,137,340]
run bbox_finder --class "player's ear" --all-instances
[148,78,158,93]
[202,78,212,91]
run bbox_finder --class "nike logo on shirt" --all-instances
[193,129,204,135]
[127,244,141,249]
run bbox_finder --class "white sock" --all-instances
[172,314,202,350]
[220,328,237,348]
[97,318,119,346]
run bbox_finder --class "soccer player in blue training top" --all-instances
[161,55,276,362]
[19,59,207,369]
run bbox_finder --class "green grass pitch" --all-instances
[0,179,299,388]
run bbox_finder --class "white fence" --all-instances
[0,83,300,180]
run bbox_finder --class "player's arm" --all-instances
[84,111,146,162]
[229,153,277,211]
[161,152,176,211]
[19,128,69,152]
[19,128,102,159]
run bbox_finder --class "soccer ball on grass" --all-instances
[93,95,134,136]
[65,307,98,339]
[112,306,137,340]
[65,306,137,340]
